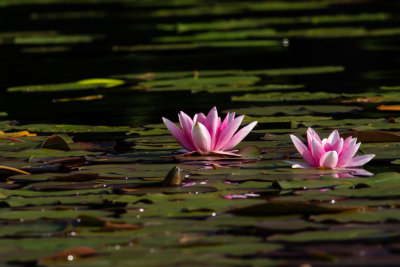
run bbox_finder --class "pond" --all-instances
[1,0,400,266]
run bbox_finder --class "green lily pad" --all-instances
[7,78,124,93]
[232,91,340,102]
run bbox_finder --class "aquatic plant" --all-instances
[289,127,375,169]
[162,107,257,156]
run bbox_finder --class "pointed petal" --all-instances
[290,134,316,166]
[219,113,230,132]
[223,121,258,151]
[196,113,207,124]
[214,115,244,151]
[327,130,340,145]
[192,122,212,152]
[311,138,325,166]
[307,127,321,149]
[337,139,360,167]
[319,151,338,168]
[341,136,352,152]
[162,117,194,151]
[343,154,375,167]
[332,138,344,155]
[178,111,198,150]
[205,107,219,149]
[228,112,236,123]
[178,111,193,135]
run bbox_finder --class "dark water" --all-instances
[1,0,399,126]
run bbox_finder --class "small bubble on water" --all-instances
[282,38,289,47]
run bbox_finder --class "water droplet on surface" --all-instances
[283,38,290,47]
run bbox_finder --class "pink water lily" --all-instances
[289,127,375,169]
[162,107,257,156]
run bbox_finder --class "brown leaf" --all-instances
[40,246,97,263]
[101,221,143,231]
[377,105,400,111]
[340,130,400,142]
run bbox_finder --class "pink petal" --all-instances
[192,122,212,152]
[196,113,207,124]
[332,138,344,155]
[228,112,236,123]
[178,111,198,150]
[337,139,360,167]
[219,113,230,132]
[214,115,244,151]
[343,154,375,167]
[319,151,339,168]
[327,130,340,145]
[290,134,316,166]
[205,107,219,149]
[311,138,325,166]
[346,168,374,176]
[307,127,322,149]
[341,136,352,152]
[162,117,194,151]
[223,121,258,151]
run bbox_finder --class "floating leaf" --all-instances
[40,246,97,264]
[7,78,124,93]
[41,134,71,151]
[340,131,400,142]
[232,91,340,102]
